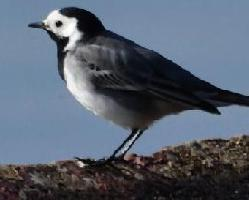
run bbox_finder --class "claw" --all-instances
[74,155,127,168]
[74,157,112,168]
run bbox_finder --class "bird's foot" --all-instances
[74,157,108,168]
[74,155,125,168]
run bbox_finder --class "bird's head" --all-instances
[28,7,105,50]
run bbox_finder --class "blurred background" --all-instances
[0,0,248,164]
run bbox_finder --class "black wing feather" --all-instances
[75,32,220,114]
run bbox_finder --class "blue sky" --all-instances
[0,1,248,164]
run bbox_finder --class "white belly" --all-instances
[63,56,150,129]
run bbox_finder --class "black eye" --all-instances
[55,21,63,28]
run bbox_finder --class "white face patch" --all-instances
[43,10,83,51]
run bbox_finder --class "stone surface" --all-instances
[0,135,249,200]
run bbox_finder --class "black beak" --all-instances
[28,21,46,29]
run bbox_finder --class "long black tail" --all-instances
[210,90,249,107]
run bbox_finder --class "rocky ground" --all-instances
[0,135,249,200]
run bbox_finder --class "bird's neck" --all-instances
[56,38,69,81]
[55,30,83,81]
[63,31,83,52]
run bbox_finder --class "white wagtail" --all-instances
[29,7,249,163]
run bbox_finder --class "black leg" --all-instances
[74,129,144,167]
[108,129,138,160]
[120,130,144,157]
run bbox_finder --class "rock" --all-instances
[0,135,249,200]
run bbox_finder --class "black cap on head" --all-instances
[60,7,105,37]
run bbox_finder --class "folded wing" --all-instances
[76,33,223,114]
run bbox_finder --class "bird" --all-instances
[29,7,249,164]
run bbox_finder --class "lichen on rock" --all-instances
[0,135,249,200]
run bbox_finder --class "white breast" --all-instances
[64,54,106,116]
[63,54,150,129]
